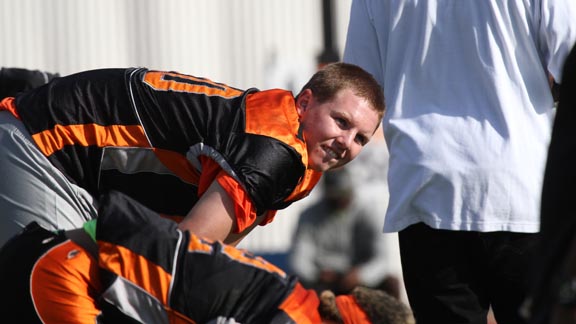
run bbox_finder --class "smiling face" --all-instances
[296,88,380,172]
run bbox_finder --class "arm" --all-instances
[177,180,264,246]
[178,180,235,242]
[537,0,576,83]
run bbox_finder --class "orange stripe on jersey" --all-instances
[216,170,258,233]
[0,97,20,118]
[336,295,371,324]
[153,148,200,185]
[166,309,197,324]
[258,210,278,226]
[197,155,223,197]
[221,244,287,278]
[284,168,322,202]
[31,240,102,324]
[187,233,213,253]
[98,241,172,305]
[245,90,305,158]
[143,71,243,99]
[278,283,322,324]
[32,123,149,156]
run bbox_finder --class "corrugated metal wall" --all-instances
[0,0,353,90]
[0,0,385,253]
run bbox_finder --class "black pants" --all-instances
[399,222,537,324]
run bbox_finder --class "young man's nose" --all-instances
[335,132,355,154]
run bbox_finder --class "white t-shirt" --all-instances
[344,0,576,233]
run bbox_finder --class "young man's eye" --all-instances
[355,134,368,146]
[336,117,347,127]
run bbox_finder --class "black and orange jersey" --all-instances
[95,191,321,323]
[0,191,322,323]
[9,68,321,228]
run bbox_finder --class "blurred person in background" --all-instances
[289,166,401,299]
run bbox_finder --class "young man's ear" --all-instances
[296,89,312,115]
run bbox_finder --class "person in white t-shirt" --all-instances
[343,1,576,323]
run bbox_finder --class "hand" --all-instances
[318,270,339,285]
[339,268,360,293]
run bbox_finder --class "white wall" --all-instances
[0,0,353,90]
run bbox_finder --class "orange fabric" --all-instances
[165,309,197,324]
[196,155,222,196]
[221,244,287,278]
[31,123,150,156]
[143,71,243,99]
[186,232,214,253]
[31,240,102,324]
[335,295,371,324]
[244,90,303,154]
[197,155,258,233]
[216,171,258,233]
[98,241,172,305]
[0,97,20,118]
[244,90,323,211]
[199,155,318,232]
[259,209,278,226]
[153,147,201,185]
[284,168,322,202]
[278,283,322,324]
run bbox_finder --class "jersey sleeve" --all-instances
[197,155,259,233]
[216,170,259,233]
